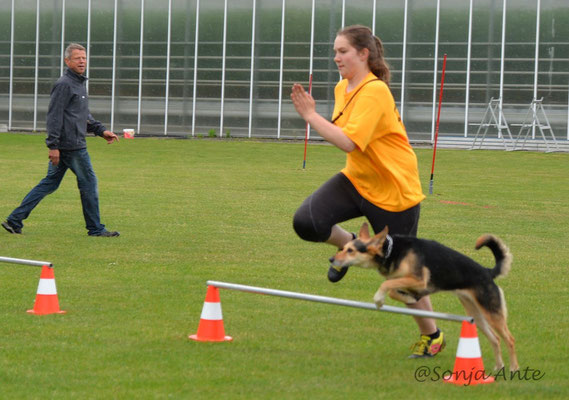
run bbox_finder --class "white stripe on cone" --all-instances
[200,302,223,320]
[456,337,482,358]
[36,279,57,295]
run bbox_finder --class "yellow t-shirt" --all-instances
[333,72,425,212]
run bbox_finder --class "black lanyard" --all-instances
[331,78,381,124]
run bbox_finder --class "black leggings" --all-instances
[293,173,420,242]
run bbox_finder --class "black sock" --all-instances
[428,329,440,340]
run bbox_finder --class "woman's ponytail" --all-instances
[337,25,391,86]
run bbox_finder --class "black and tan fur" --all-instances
[329,222,518,371]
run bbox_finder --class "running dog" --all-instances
[329,222,518,372]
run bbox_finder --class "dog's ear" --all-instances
[366,226,389,255]
[373,226,388,239]
[359,222,371,240]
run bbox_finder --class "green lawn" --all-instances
[0,133,567,399]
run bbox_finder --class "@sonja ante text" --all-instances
[414,366,545,385]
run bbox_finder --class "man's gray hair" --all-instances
[65,43,86,59]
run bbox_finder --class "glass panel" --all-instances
[89,0,116,130]
[0,0,13,124]
[503,0,538,110]
[467,0,502,136]
[167,0,197,136]
[37,0,63,131]
[11,0,38,130]
[538,0,569,137]
[375,1,405,107]
[218,1,254,138]
[313,0,341,125]
[113,0,144,135]
[280,0,313,139]
[138,1,168,135]
[404,0,437,140]
[436,0,470,135]
[65,0,89,44]
[251,1,284,138]
[193,0,224,136]
[344,0,374,29]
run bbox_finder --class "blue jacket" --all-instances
[45,68,107,150]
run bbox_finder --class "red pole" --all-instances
[429,54,447,195]
[302,73,313,169]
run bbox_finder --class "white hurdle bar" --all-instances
[0,256,52,267]
[207,281,473,323]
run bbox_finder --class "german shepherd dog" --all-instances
[329,223,518,371]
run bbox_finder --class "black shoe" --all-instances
[89,230,120,237]
[328,266,348,282]
[327,232,356,283]
[2,220,22,234]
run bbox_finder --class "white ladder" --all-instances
[512,97,560,153]
[470,97,514,151]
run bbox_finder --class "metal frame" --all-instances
[33,0,40,132]
[110,0,118,132]
[306,0,315,140]
[276,0,286,139]
[430,0,441,142]
[207,280,473,323]
[191,0,200,137]
[400,0,408,120]
[532,0,541,140]
[2,1,568,143]
[164,0,172,136]
[513,97,559,152]
[498,0,507,138]
[8,0,15,130]
[247,0,257,138]
[371,0,376,34]
[60,0,66,75]
[470,97,515,150]
[137,0,145,135]
[464,0,473,138]
[431,0,441,142]
[86,0,92,91]
[219,0,228,137]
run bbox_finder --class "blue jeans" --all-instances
[7,148,106,235]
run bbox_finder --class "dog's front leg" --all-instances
[388,289,418,305]
[375,277,426,308]
[373,287,387,307]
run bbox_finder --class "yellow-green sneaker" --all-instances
[408,331,446,358]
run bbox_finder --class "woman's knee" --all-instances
[292,208,329,242]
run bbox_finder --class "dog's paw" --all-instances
[373,291,386,308]
[493,363,505,372]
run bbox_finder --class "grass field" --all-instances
[0,132,568,399]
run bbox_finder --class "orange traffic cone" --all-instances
[189,286,232,342]
[27,265,66,315]
[445,321,494,385]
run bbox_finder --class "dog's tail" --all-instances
[475,234,513,279]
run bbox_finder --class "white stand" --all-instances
[470,97,514,151]
[512,97,559,153]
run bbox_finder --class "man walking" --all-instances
[2,43,120,237]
